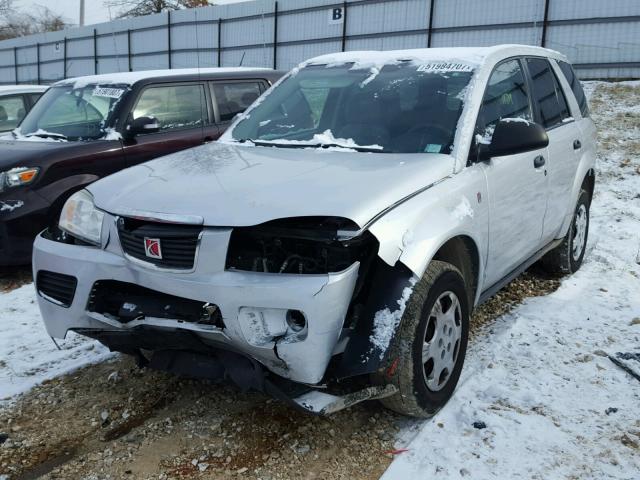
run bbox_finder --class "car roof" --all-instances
[303,44,568,70]
[0,84,48,95]
[54,67,284,89]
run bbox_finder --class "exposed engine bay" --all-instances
[225,216,379,275]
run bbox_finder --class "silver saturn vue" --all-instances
[33,45,595,417]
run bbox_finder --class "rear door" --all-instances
[478,58,549,287]
[122,82,215,166]
[210,80,267,134]
[524,57,582,242]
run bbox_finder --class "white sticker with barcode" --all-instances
[416,62,474,73]
[92,87,125,99]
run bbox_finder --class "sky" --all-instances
[14,0,253,26]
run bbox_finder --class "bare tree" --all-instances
[104,0,210,18]
[0,0,13,14]
[0,5,70,41]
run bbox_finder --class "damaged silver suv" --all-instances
[33,45,595,417]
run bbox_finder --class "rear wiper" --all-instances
[24,132,68,140]
[251,139,383,153]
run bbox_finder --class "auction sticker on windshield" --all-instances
[92,87,125,99]
[416,62,474,73]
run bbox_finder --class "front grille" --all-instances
[117,218,202,270]
[87,280,224,328]
[36,270,77,307]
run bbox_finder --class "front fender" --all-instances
[368,166,489,301]
[35,173,101,205]
[333,168,489,379]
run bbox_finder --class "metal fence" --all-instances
[0,0,639,85]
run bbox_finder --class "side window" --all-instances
[0,95,27,131]
[213,82,262,122]
[133,84,206,132]
[476,59,532,142]
[526,58,571,129]
[558,60,589,117]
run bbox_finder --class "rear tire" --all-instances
[541,189,590,275]
[379,260,470,418]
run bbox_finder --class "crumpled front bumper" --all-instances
[32,217,360,385]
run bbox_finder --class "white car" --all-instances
[0,85,48,133]
[33,45,595,417]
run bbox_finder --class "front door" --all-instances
[477,58,549,287]
[122,82,218,167]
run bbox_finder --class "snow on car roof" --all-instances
[54,67,273,89]
[303,44,566,70]
[0,84,48,95]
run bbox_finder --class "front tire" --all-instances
[379,260,470,418]
[541,188,590,275]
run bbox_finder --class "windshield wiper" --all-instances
[24,131,68,140]
[250,139,383,153]
[316,143,383,153]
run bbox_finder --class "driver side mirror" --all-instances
[478,119,548,161]
[127,116,160,137]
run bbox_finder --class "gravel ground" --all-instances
[0,267,31,293]
[1,81,627,480]
[0,272,559,480]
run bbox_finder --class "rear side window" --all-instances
[213,82,262,122]
[558,61,589,117]
[0,95,27,132]
[526,58,571,129]
[476,59,533,142]
[133,84,207,132]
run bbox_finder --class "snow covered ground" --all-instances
[383,82,640,479]
[0,284,111,402]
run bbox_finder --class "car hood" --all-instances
[0,137,91,170]
[88,142,454,228]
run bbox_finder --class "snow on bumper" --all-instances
[32,227,359,385]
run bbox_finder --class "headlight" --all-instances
[58,190,104,245]
[0,167,39,192]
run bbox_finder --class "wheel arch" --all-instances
[582,168,595,205]
[431,235,481,309]
[559,153,596,237]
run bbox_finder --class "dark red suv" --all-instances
[0,67,283,265]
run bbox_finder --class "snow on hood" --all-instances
[88,142,454,228]
[233,129,383,152]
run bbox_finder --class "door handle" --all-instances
[533,155,546,168]
[573,139,582,150]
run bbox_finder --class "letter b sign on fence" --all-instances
[328,7,344,24]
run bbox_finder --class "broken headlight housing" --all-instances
[225,217,378,275]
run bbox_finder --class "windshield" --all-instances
[18,84,126,141]
[230,62,474,153]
